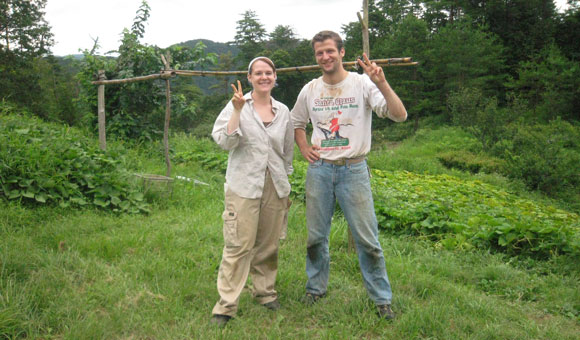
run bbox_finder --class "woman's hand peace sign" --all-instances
[230,80,246,111]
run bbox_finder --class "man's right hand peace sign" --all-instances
[231,80,246,111]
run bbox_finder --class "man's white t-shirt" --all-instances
[291,72,400,161]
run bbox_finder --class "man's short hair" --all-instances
[311,30,343,51]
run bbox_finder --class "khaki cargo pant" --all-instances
[212,169,289,317]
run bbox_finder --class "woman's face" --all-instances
[247,60,276,94]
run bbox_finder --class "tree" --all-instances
[234,10,267,62]
[268,25,298,50]
[422,0,469,30]
[555,0,580,60]
[506,44,580,122]
[374,15,430,130]
[423,20,506,115]
[0,0,53,58]
[35,55,79,125]
[468,0,557,67]
[0,0,54,115]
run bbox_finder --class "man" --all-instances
[291,30,407,320]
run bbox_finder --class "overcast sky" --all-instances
[45,0,571,56]
[45,0,364,56]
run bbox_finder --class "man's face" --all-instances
[313,39,345,75]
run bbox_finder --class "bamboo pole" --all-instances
[97,70,106,150]
[91,59,416,85]
[358,0,370,57]
[92,70,175,85]
[161,54,172,178]
[175,59,416,77]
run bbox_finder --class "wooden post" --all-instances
[358,0,370,57]
[344,0,371,254]
[97,70,106,150]
[161,54,172,178]
[413,67,419,132]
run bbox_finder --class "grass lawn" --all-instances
[1,129,579,339]
[2,203,579,338]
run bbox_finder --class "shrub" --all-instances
[0,111,149,213]
[372,118,416,144]
[496,120,580,199]
[447,87,508,150]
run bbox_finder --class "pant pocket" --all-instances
[280,199,292,240]
[222,210,240,247]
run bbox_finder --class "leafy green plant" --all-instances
[289,161,307,201]
[372,170,579,258]
[0,112,149,213]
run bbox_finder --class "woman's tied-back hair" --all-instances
[248,56,276,74]
[311,30,343,51]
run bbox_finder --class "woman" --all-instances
[210,57,294,327]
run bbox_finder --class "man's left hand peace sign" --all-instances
[357,53,387,85]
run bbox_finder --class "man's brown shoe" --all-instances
[377,304,395,320]
[303,292,325,305]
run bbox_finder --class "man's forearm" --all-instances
[376,80,407,122]
[294,128,309,151]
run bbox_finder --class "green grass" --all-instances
[1,130,579,339]
[1,198,579,339]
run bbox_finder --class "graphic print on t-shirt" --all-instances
[313,96,357,150]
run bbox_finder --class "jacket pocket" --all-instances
[222,210,240,247]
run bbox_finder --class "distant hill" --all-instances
[174,39,241,95]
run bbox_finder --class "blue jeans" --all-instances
[305,159,392,305]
